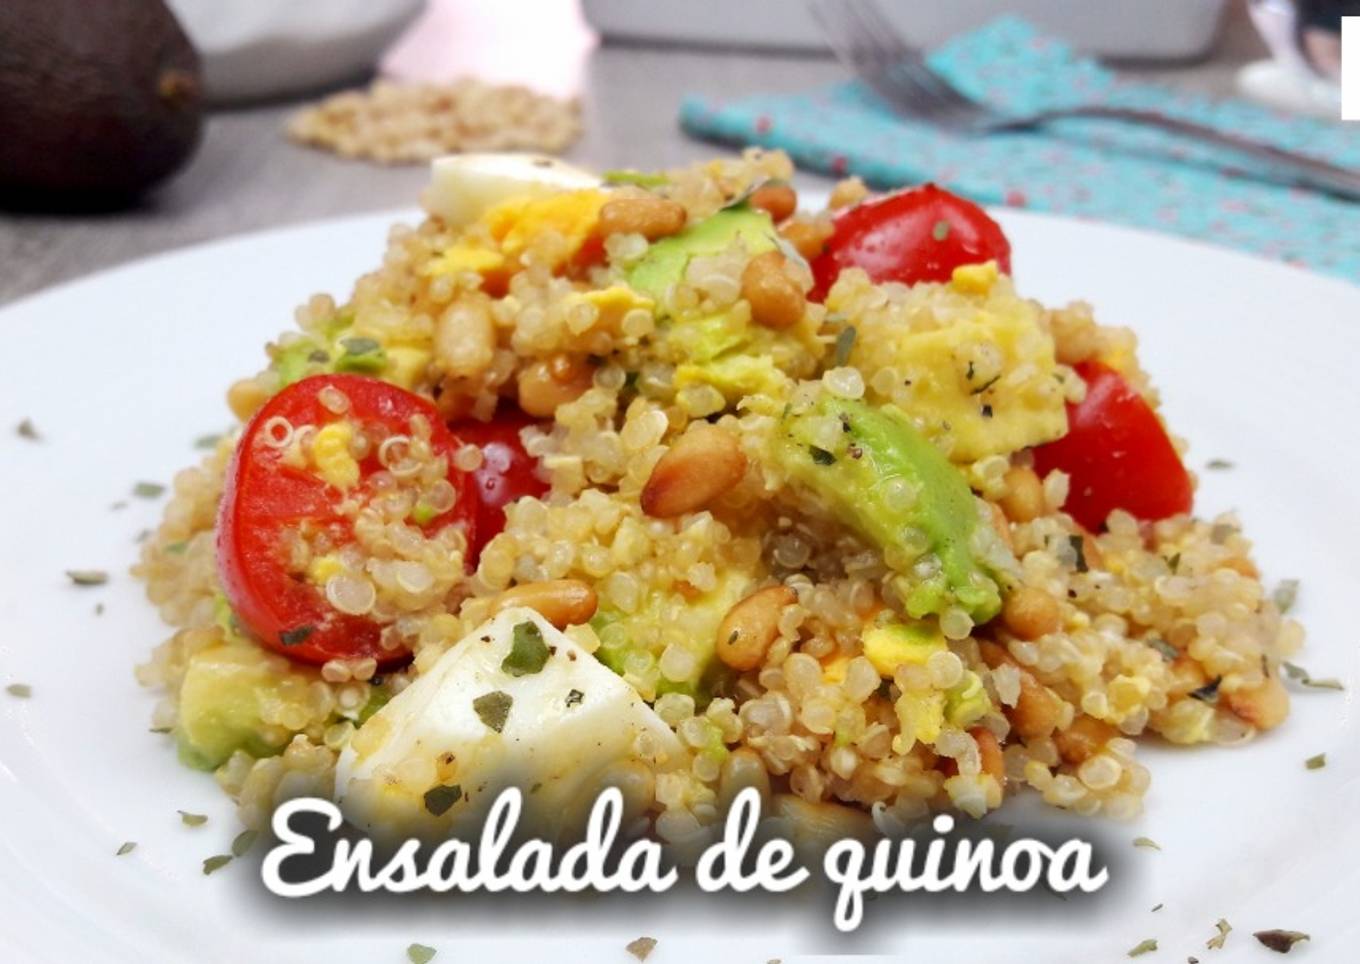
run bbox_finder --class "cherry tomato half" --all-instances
[810,184,1012,301]
[1033,362,1193,532]
[218,374,476,665]
[449,407,549,560]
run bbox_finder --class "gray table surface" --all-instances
[0,11,1268,307]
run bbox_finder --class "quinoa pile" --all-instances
[135,150,1303,844]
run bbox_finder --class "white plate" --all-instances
[2,207,1357,963]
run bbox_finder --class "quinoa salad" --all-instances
[134,149,1304,846]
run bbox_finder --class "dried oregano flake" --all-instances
[423,784,463,817]
[407,944,438,964]
[473,691,513,733]
[502,621,549,676]
[626,937,658,961]
[178,811,208,827]
[1253,930,1310,953]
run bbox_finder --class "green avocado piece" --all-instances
[627,205,778,304]
[271,338,330,388]
[593,569,752,702]
[771,396,1003,622]
[175,644,298,771]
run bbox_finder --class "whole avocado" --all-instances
[0,0,203,206]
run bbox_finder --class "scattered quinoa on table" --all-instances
[133,148,1307,848]
[287,79,580,165]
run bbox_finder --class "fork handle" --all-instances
[993,105,1360,202]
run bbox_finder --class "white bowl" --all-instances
[165,0,425,104]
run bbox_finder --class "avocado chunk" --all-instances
[771,395,1005,623]
[0,0,202,207]
[176,643,311,770]
[627,205,779,303]
[593,569,753,702]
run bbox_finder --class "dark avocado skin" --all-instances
[0,0,204,208]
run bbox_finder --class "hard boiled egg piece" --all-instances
[421,153,600,228]
[335,607,685,842]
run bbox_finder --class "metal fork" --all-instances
[809,0,1360,201]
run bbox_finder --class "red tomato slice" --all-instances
[810,184,1012,301]
[449,407,549,560]
[1033,362,1193,532]
[217,374,476,665]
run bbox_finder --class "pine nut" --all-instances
[779,218,833,261]
[490,579,598,628]
[999,465,1045,522]
[516,354,593,417]
[716,585,796,672]
[598,196,687,240]
[741,251,805,330]
[748,182,797,222]
[979,640,1064,739]
[971,727,1006,787]
[1223,674,1289,731]
[640,424,747,518]
[1002,586,1062,640]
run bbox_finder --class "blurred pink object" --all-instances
[381,0,596,99]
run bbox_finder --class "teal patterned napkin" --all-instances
[680,17,1360,283]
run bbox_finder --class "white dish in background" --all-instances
[1,204,1358,962]
[165,0,424,103]
[582,0,1229,60]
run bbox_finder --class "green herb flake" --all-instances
[278,625,316,647]
[833,326,858,368]
[133,481,166,499]
[602,169,669,188]
[1272,579,1300,614]
[472,691,513,733]
[1133,836,1161,851]
[1253,930,1309,954]
[1282,661,1345,691]
[502,621,550,677]
[193,433,221,450]
[202,854,233,875]
[566,688,585,708]
[1189,676,1222,704]
[1207,918,1232,950]
[116,841,136,856]
[66,569,109,586]
[1069,534,1089,573]
[411,503,438,527]
[626,936,658,961]
[178,811,208,827]
[165,541,189,555]
[1147,637,1179,662]
[407,944,438,964]
[423,783,463,817]
[1205,458,1234,470]
[1127,939,1157,958]
[335,337,386,373]
[809,445,836,466]
[932,219,951,241]
[16,418,40,441]
[1305,753,1326,770]
[231,829,259,857]
[6,683,31,699]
